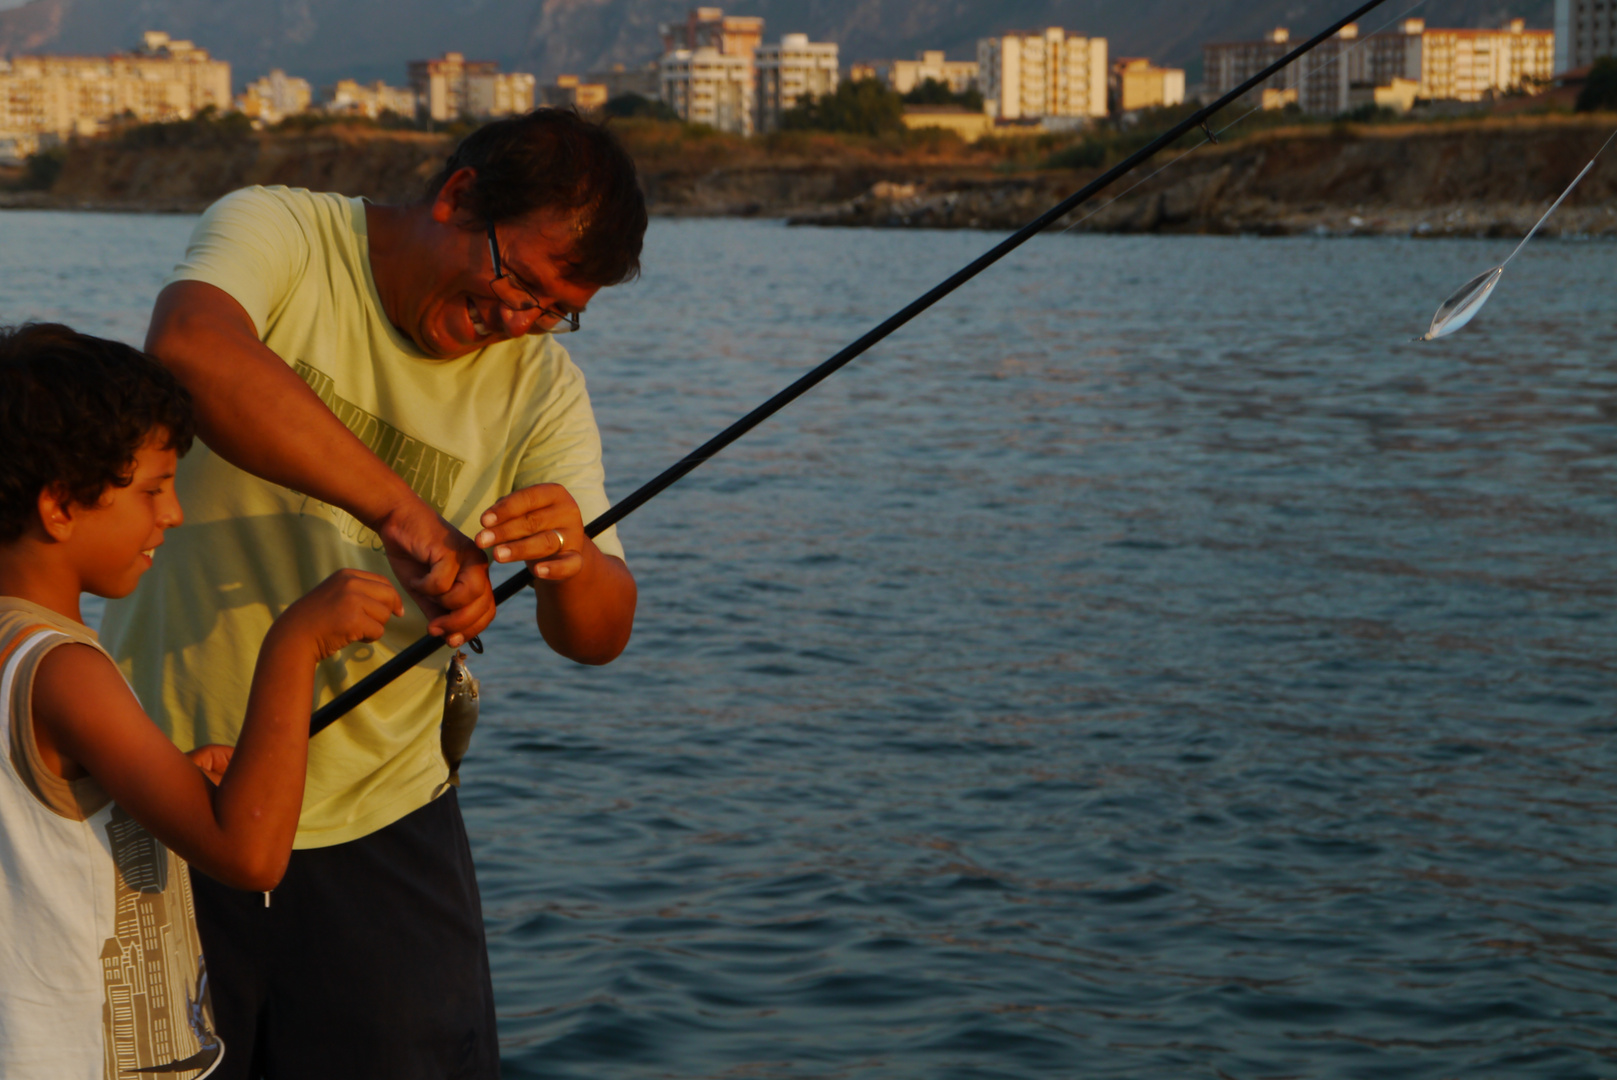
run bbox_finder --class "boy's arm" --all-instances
[32,571,402,891]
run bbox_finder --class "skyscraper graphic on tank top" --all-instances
[98,804,223,1078]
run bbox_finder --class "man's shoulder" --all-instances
[202,185,357,243]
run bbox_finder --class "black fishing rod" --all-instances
[310,0,1392,735]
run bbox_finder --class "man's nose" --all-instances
[497,303,545,337]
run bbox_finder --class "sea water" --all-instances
[3,212,1615,1079]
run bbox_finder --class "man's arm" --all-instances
[146,281,494,645]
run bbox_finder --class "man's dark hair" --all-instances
[0,323,196,543]
[427,108,647,288]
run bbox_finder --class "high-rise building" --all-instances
[754,33,840,133]
[1554,0,1616,73]
[0,29,231,158]
[660,47,753,133]
[408,52,535,121]
[977,29,1108,123]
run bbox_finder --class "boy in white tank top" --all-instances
[0,323,404,1079]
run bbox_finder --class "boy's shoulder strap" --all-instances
[0,611,110,820]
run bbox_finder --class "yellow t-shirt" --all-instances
[102,185,624,848]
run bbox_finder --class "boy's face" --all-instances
[69,436,183,599]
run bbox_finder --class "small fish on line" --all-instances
[1419,126,1617,341]
[439,649,480,790]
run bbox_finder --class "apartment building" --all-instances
[1419,20,1554,99]
[238,69,312,124]
[977,28,1108,123]
[1208,19,1554,114]
[408,52,535,121]
[324,79,418,119]
[0,29,230,155]
[1203,26,1357,114]
[661,47,752,133]
[887,51,979,95]
[1555,0,1616,72]
[1111,58,1186,112]
[755,33,839,132]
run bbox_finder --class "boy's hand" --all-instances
[277,569,406,661]
[187,744,234,785]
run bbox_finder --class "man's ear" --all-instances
[431,166,479,227]
[35,486,78,543]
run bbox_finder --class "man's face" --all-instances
[409,196,601,361]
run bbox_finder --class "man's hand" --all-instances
[374,501,495,647]
[474,483,587,581]
[187,745,234,786]
[474,484,636,665]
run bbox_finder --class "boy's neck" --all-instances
[0,545,86,624]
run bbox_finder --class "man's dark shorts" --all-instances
[190,789,499,1080]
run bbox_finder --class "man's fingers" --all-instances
[480,487,559,530]
[487,531,569,565]
[528,552,585,582]
[429,588,497,646]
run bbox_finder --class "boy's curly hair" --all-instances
[0,323,196,543]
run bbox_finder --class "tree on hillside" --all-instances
[901,77,984,112]
[603,93,680,122]
[781,78,905,136]
[1576,57,1617,112]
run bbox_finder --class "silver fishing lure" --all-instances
[1420,128,1617,341]
[440,649,481,787]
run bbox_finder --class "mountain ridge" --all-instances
[0,0,1555,91]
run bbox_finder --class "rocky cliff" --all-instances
[4,116,1615,239]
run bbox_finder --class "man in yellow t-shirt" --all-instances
[102,110,646,1079]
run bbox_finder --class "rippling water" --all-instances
[4,211,1616,1079]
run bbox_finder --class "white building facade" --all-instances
[238,69,312,124]
[755,33,839,133]
[888,51,979,95]
[1554,0,1613,72]
[661,46,753,134]
[977,28,1108,123]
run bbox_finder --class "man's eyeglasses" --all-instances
[485,221,581,334]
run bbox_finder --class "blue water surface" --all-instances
[3,211,1615,1079]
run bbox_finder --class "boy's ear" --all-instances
[35,486,77,543]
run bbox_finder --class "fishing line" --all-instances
[1418,122,1617,340]
[309,0,1398,735]
[1058,0,1432,236]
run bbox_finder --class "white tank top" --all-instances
[0,598,222,1079]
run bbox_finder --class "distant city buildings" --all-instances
[658,7,767,133]
[408,52,535,122]
[660,47,753,133]
[0,30,231,159]
[977,28,1109,124]
[1205,19,1555,115]
[323,79,417,120]
[0,8,1574,167]
[541,75,609,112]
[238,69,311,124]
[1554,0,1616,73]
[886,51,979,95]
[1111,57,1186,112]
[755,33,840,133]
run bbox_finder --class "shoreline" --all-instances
[4,114,1614,238]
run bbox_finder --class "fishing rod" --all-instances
[310,0,1394,736]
